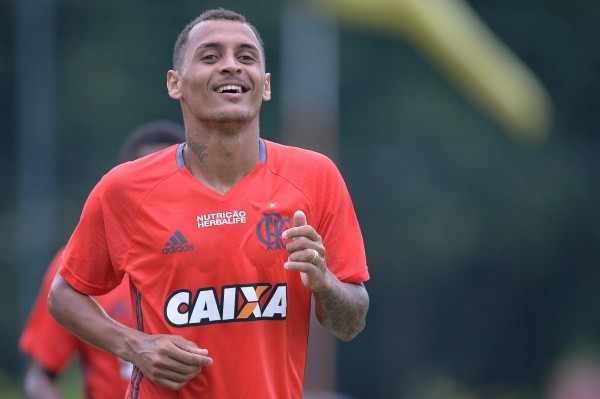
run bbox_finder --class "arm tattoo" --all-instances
[313,282,369,341]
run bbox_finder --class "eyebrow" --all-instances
[195,42,260,54]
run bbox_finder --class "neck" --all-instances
[183,127,260,195]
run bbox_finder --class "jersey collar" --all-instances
[176,139,266,169]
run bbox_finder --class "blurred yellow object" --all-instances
[315,0,553,144]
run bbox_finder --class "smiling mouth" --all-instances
[216,85,248,94]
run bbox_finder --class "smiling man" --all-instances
[48,8,369,399]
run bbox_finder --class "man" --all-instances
[48,8,369,399]
[20,120,185,399]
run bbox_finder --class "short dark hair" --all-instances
[172,8,265,71]
[118,120,185,163]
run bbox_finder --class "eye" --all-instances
[201,54,219,62]
[239,54,257,64]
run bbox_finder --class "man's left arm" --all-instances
[312,275,369,341]
[283,210,369,341]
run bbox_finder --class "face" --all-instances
[167,19,271,127]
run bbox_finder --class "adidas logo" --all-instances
[163,230,195,254]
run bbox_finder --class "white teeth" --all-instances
[217,85,242,93]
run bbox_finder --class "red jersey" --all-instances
[59,139,369,399]
[20,247,134,399]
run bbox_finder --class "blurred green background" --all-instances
[1,0,599,398]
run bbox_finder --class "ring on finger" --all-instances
[309,249,319,265]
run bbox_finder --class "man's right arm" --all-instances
[48,274,213,390]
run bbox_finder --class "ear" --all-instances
[167,70,182,100]
[262,73,272,102]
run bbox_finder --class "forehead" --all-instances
[188,19,261,52]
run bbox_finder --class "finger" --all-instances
[282,210,320,242]
[171,350,213,367]
[282,210,308,240]
[293,210,307,227]
[170,340,213,367]
[142,357,202,391]
[287,248,320,264]
[185,346,210,357]
[172,338,209,356]
[307,248,320,265]
[153,360,201,382]
[284,260,313,273]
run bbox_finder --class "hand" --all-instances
[132,334,213,391]
[282,210,332,293]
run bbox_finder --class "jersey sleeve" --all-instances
[59,150,178,296]
[314,158,370,284]
[19,248,79,372]
[59,173,127,296]
[267,141,370,284]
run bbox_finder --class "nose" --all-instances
[219,52,242,74]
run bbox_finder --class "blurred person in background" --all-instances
[48,7,369,399]
[19,120,185,399]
